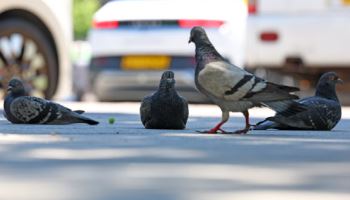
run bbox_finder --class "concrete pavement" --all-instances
[0,102,350,200]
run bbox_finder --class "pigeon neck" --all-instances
[157,86,177,101]
[195,41,223,65]
[315,83,338,101]
[159,82,175,93]
[159,87,175,94]
[9,91,25,98]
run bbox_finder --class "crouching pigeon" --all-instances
[140,71,189,129]
[189,26,305,134]
[254,72,342,130]
[4,78,99,125]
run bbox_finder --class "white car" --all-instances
[246,0,350,89]
[0,0,72,99]
[88,0,247,102]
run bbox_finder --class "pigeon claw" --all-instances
[231,128,250,135]
[196,128,228,134]
[234,130,249,135]
[196,130,219,134]
[222,126,251,135]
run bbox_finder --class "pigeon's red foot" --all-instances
[196,121,228,134]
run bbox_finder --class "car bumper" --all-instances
[88,28,244,66]
[246,14,350,68]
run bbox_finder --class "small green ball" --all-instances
[108,117,115,124]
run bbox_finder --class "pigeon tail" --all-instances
[254,117,301,130]
[268,82,300,92]
[253,119,276,130]
[74,110,85,114]
[77,115,99,125]
[263,100,307,117]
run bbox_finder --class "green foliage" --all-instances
[73,0,100,40]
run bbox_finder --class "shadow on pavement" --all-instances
[1,110,350,200]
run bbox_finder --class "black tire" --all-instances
[0,18,58,99]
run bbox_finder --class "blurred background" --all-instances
[0,0,349,103]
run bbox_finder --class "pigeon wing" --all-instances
[299,97,341,130]
[261,97,341,130]
[10,96,59,124]
[197,60,306,115]
[140,95,152,126]
[197,61,267,101]
[181,96,189,124]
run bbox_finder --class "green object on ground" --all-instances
[108,117,115,124]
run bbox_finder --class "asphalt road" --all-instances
[1,102,350,200]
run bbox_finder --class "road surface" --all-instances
[0,102,349,200]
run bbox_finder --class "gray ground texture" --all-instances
[0,102,349,200]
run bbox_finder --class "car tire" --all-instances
[0,18,58,99]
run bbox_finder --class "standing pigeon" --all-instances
[140,71,189,129]
[254,72,342,130]
[4,78,99,125]
[189,26,305,134]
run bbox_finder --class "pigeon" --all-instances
[188,26,305,134]
[4,78,99,125]
[254,72,342,130]
[140,71,189,129]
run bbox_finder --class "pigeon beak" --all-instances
[7,86,13,92]
[165,78,175,87]
[336,78,343,84]
[188,36,193,44]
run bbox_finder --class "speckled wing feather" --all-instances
[9,96,60,124]
[290,97,340,130]
[255,96,341,130]
[254,71,343,130]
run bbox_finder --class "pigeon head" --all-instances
[7,77,26,96]
[159,70,175,90]
[188,26,223,64]
[318,72,343,85]
[315,72,342,100]
[188,26,210,44]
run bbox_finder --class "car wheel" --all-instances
[0,18,58,99]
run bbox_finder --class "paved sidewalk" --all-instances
[0,103,349,200]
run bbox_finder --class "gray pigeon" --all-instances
[140,71,189,129]
[4,78,99,125]
[189,26,305,134]
[254,72,342,130]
